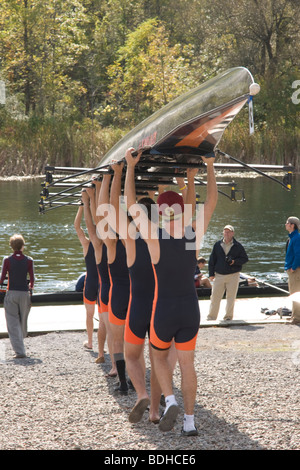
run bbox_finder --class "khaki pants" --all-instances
[207,272,240,321]
[288,268,300,324]
[4,290,31,356]
[288,267,300,295]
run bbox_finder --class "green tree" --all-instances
[105,18,196,125]
[0,0,89,116]
[207,0,300,76]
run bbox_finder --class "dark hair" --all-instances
[138,197,158,223]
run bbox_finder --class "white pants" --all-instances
[207,272,240,320]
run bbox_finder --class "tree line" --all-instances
[0,0,299,175]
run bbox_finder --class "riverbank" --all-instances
[1,297,300,451]
[0,295,295,336]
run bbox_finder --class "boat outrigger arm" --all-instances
[39,154,293,213]
[215,149,293,191]
[38,67,294,213]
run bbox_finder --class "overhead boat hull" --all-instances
[100,67,256,167]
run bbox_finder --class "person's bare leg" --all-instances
[150,347,180,431]
[95,314,106,362]
[100,311,116,375]
[125,341,150,422]
[148,344,162,423]
[84,303,95,349]
[151,348,174,397]
[177,350,197,414]
[177,349,198,434]
[167,340,178,371]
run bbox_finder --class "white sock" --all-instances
[183,414,196,432]
[164,395,177,412]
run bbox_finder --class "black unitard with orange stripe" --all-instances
[125,236,155,345]
[97,243,110,313]
[150,227,200,351]
[108,239,130,325]
[83,242,98,304]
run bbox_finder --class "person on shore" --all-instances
[207,225,248,321]
[194,257,211,289]
[0,234,34,358]
[75,272,86,292]
[105,161,176,425]
[107,161,158,422]
[125,148,218,436]
[81,185,115,372]
[74,205,99,350]
[284,216,300,324]
[97,172,130,394]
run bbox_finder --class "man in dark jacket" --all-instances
[207,225,248,321]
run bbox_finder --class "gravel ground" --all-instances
[0,323,300,451]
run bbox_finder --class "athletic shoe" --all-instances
[158,404,179,432]
[181,427,199,437]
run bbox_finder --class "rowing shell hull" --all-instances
[100,67,256,167]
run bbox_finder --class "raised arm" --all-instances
[193,157,218,247]
[87,179,98,223]
[175,174,188,202]
[74,204,89,253]
[93,178,102,224]
[202,158,218,231]
[110,162,130,240]
[185,167,198,224]
[97,173,116,246]
[124,148,159,262]
[82,189,98,243]
[124,148,140,210]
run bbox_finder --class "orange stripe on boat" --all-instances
[175,101,246,148]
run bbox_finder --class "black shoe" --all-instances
[114,382,128,395]
[181,427,199,437]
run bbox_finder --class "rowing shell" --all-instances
[39,67,292,212]
[100,67,258,168]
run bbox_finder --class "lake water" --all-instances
[0,173,299,292]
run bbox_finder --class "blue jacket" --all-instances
[285,230,300,271]
[209,238,248,277]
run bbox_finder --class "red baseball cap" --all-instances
[157,191,184,219]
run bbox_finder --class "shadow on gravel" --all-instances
[96,352,264,450]
[4,356,43,366]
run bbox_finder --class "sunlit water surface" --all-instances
[0,174,299,292]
